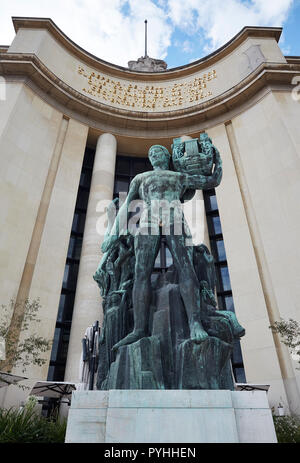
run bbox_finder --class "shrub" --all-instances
[0,400,67,443]
[273,415,300,443]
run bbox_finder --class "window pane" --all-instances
[79,170,92,188]
[216,240,226,261]
[57,294,66,322]
[207,215,222,236]
[116,157,131,175]
[212,216,221,234]
[225,295,234,312]
[79,212,86,234]
[57,293,75,322]
[58,327,70,362]
[62,265,70,288]
[50,327,61,362]
[67,237,75,259]
[47,366,55,381]
[114,179,129,194]
[64,293,75,321]
[211,239,226,261]
[73,236,83,260]
[133,160,151,175]
[72,211,86,234]
[217,295,226,310]
[52,365,66,382]
[68,235,83,260]
[83,149,95,169]
[205,193,218,212]
[233,367,246,383]
[209,195,218,211]
[62,263,79,291]
[220,266,231,291]
[76,188,89,210]
[71,213,79,233]
[232,340,244,364]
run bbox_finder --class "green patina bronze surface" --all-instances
[94,133,245,390]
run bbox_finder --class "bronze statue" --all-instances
[101,141,222,351]
[94,133,245,390]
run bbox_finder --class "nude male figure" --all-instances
[101,144,222,351]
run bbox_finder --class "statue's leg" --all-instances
[165,233,208,343]
[112,232,160,351]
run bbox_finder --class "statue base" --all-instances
[65,389,277,443]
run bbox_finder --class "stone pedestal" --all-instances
[65,389,277,443]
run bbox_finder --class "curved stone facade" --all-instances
[0,17,300,416]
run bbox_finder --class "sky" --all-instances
[0,0,299,69]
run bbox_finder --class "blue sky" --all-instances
[0,0,299,69]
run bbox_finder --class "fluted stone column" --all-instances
[65,133,117,382]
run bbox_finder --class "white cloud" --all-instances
[167,0,294,52]
[182,40,193,53]
[0,0,294,67]
[174,38,193,53]
[0,0,172,67]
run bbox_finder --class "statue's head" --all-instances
[148,145,170,170]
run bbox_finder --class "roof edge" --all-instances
[11,17,283,79]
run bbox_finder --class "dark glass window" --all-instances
[67,236,83,260]
[211,239,226,262]
[56,293,75,323]
[62,263,79,291]
[203,189,246,383]
[79,170,92,188]
[116,157,131,175]
[218,266,231,292]
[133,159,149,175]
[225,295,235,312]
[71,211,86,234]
[114,178,129,195]
[207,214,222,236]
[204,189,218,212]
[75,189,89,210]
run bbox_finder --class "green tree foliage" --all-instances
[270,318,300,368]
[273,415,300,443]
[0,298,52,384]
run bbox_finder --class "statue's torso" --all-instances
[137,170,185,202]
[134,170,187,229]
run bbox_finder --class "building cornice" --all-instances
[11,17,283,81]
[1,51,299,137]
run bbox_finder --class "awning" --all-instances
[29,381,76,399]
[0,371,27,388]
[235,383,270,392]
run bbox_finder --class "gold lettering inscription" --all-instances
[78,65,217,110]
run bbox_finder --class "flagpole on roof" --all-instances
[144,19,148,58]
